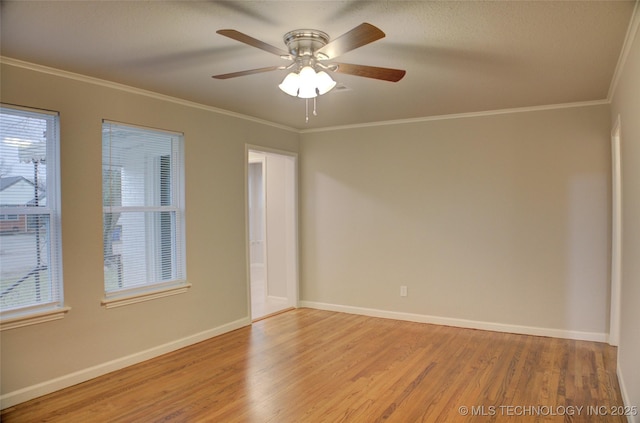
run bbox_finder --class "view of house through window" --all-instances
[102,121,185,297]
[0,105,63,317]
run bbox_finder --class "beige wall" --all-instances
[2,51,632,408]
[0,63,298,399]
[300,105,612,336]
[610,15,640,417]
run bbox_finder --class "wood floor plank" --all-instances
[1,309,627,422]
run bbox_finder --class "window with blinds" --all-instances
[102,121,186,299]
[0,104,63,319]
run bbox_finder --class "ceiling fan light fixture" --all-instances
[316,71,337,95]
[281,66,336,99]
[279,72,300,96]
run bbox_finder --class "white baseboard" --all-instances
[617,363,637,423]
[299,301,608,342]
[0,316,251,410]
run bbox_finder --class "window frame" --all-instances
[101,120,189,308]
[0,104,68,330]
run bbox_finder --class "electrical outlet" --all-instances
[400,285,408,297]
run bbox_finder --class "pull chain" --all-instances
[305,98,309,123]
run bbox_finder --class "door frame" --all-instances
[248,152,268,303]
[609,115,622,346]
[245,144,299,320]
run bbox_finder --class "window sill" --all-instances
[101,283,192,309]
[0,306,71,331]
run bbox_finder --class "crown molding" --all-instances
[299,99,611,134]
[0,56,299,134]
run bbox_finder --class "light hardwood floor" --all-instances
[1,309,626,422]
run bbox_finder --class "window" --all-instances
[0,104,66,328]
[102,121,187,307]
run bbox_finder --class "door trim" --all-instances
[609,115,622,346]
[245,145,299,321]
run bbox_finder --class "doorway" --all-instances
[247,148,298,320]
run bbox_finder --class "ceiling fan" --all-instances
[212,23,406,121]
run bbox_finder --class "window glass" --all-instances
[102,121,185,297]
[0,105,63,318]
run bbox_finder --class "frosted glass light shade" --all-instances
[297,85,317,98]
[279,66,335,99]
[297,66,318,98]
[298,66,316,85]
[278,72,300,96]
[316,71,336,95]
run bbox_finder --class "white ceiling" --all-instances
[0,1,636,130]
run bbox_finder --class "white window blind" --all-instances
[0,104,63,318]
[102,121,185,297]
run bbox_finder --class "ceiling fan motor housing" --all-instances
[283,29,330,59]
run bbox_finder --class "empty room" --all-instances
[1,1,639,421]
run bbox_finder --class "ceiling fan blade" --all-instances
[217,29,290,57]
[317,23,385,59]
[212,65,282,79]
[332,63,406,82]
